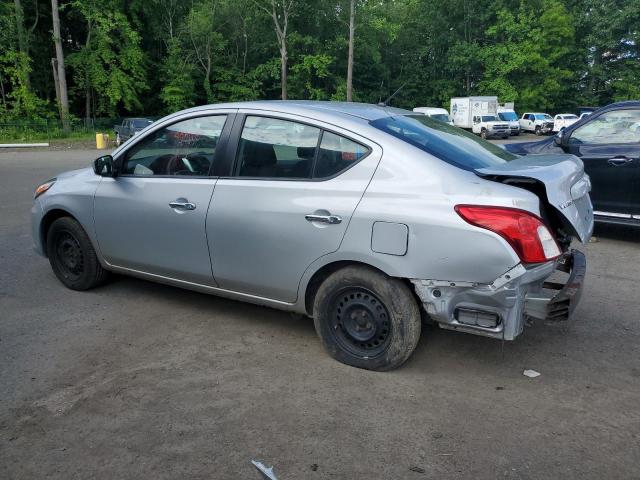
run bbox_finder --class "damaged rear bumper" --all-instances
[411,250,586,340]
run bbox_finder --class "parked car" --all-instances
[504,100,640,226]
[114,118,154,146]
[579,112,591,120]
[412,107,454,125]
[553,114,579,132]
[32,101,592,371]
[519,113,554,135]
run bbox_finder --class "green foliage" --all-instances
[2,0,639,129]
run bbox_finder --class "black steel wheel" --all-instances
[46,217,109,290]
[313,265,421,371]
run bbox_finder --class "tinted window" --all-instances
[237,116,320,178]
[499,112,517,121]
[482,115,496,122]
[430,114,450,122]
[314,132,369,178]
[122,115,226,176]
[569,109,640,145]
[132,119,153,128]
[370,115,517,170]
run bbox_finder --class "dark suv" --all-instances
[505,101,640,226]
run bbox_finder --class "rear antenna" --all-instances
[379,82,407,107]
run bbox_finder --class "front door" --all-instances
[94,114,231,285]
[564,108,640,215]
[206,114,381,302]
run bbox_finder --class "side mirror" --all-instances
[553,130,563,146]
[93,155,117,177]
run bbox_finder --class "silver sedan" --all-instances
[31,101,593,370]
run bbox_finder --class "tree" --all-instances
[254,0,294,100]
[346,0,356,101]
[50,0,69,132]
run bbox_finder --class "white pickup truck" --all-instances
[552,114,579,132]
[519,113,554,135]
[471,114,510,139]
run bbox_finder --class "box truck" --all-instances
[450,96,510,138]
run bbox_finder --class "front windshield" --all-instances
[370,115,517,171]
[482,115,497,122]
[132,119,152,128]
[499,111,518,121]
[430,114,450,122]
[563,115,578,119]
[534,114,552,120]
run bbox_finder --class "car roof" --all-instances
[172,100,412,122]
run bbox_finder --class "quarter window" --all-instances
[569,109,640,145]
[237,116,320,178]
[122,115,227,176]
[314,131,369,178]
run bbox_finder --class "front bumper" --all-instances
[411,250,586,340]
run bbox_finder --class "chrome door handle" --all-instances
[607,157,632,166]
[169,201,196,210]
[305,214,342,224]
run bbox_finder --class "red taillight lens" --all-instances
[455,205,561,264]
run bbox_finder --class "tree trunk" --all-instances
[51,58,61,119]
[346,0,355,102]
[280,47,287,100]
[51,0,70,133]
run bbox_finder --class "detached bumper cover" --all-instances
[524,249,586,321]
[411,249,587,341]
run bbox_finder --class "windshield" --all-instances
[429,114,450,122]
[534,114,552,120]
[482,115,497,122]
[132,119,153,128]
[370,115,518,170]
[498,111,518,121]
[563,115,578,119]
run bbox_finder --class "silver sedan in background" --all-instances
[31,101,593,370]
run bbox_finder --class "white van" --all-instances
[413,107,453,125]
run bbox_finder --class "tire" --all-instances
[480,129,487,139]
[535,126,541,136]
[502,135,509,139]
[313,265,421,371]
[46,217,109,290]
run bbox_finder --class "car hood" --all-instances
[503,137,562,155]
[476,154,594,244]
[56,167,93,180]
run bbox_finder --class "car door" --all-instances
[94,112,234,285]
[206,113,381,302]
[564,108,640,216]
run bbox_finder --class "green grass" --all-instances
[0,129,100,144]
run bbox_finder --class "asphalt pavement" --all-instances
[1,147,639,479]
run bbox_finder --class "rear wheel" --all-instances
[46,217,109,290]
[313,266,421,371]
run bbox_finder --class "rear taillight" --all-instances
[455,205,561,264]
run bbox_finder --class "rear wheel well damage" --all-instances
[40,209,77,256]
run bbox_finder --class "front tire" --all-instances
[46,217,109,290]
[480,129,488,139]
[313,266,421,371]
[535,126,542,136]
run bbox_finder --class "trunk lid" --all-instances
[476,154,594,244]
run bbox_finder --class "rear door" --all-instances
[94,112,234,285]
[206,113,381,302]
[564,108,640,216]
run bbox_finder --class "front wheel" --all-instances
[535,126,542,136]
[313,266,421,371]
[480,129,488,139]
[46,217,109,290]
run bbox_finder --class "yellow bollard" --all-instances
[95,133,106,149]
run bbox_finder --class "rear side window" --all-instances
[236,116,369,179]
[370,114,517,170]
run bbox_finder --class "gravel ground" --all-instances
[1,148,639,480]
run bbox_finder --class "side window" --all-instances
[569,109,640,145]
[314,131,369,178]
[237,116,320,178]
[122,115,227,176]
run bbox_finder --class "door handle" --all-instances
[607,157,632,166]
[169,200,196,210]
[305,214,342,224]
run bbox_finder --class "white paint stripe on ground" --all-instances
[0,143,49,148]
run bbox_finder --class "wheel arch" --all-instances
[40,208,80,257]
[303,259,409,317]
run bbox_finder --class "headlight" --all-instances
[34,179,56,199]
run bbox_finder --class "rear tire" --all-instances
[46,217,109,290]
[313,266,421,371]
